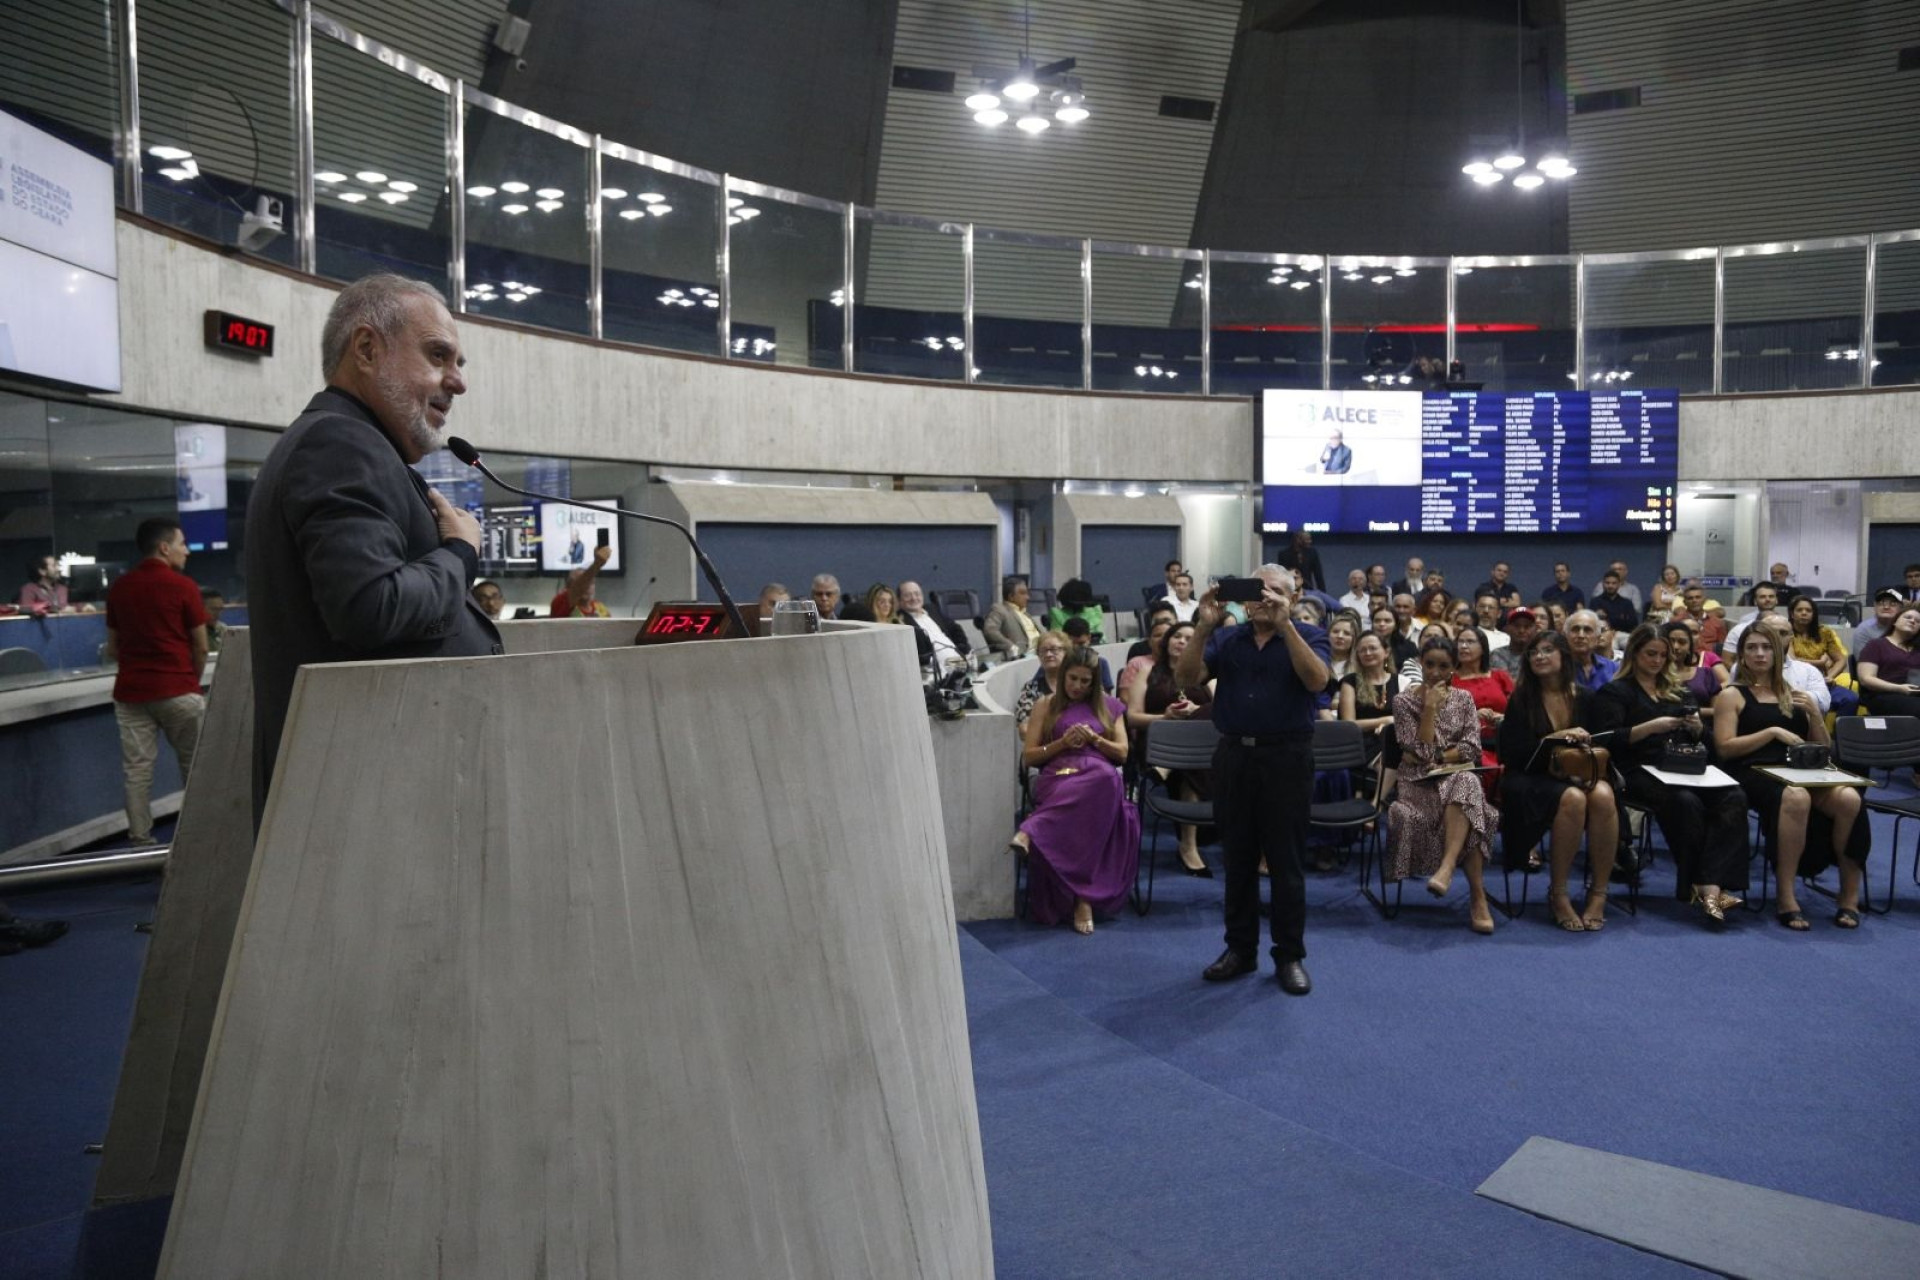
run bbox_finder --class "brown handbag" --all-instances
[1548,741,1611,792]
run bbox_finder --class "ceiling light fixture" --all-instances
[501,203,529,215]
[618,208,644,220]
[338,191,367,203]
[316,170,347,184]
[637,192,664,203]
[964,1,1090,135]
[648,204,672,216]
[377,191,409,204]
[499,180,530,194]
[387,180,417,193]
[466,185,496,198]
[1461,1,1575,193]
[535,199,562,212]
[147,144,193,162]
[355,170,388,185]
[535,187,563,199]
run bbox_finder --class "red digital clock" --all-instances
[204,310,276,357]
[634,602,736,644]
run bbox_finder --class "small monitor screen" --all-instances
[538,499,622,575]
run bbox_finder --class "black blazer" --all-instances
[246,389,502,816]
[904,608,970,663]
[1496,685,1596,774]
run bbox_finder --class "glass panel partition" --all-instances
[1721,241,1867,393]
[1328,257,1447,389]
[724,181,843,368]
[461,94,591,336]
[972,230,1084,389]
[0,0,119,163]
[312,37,449,291]
[1452,259,1575,392]
[136,0,297,266]
[1582,253,1715,394]
[1090,247,1200,394]
[1871,234,1920,388]
[599,150,721,357]
[1207,254,1324,395]
[852,211,966,381]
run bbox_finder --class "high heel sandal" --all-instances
[1548,894,1584,933]
[1689,886,1725,925]
[1580,891,1608,932]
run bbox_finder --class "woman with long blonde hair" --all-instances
[1714,626,1868,930]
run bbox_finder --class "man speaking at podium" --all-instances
[246,275,503,819]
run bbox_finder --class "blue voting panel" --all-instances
[1259,388,1677,536]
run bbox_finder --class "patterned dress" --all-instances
[1385,685,1499,881]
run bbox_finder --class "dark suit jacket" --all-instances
[246,389,502,816]
[904,608,970,664]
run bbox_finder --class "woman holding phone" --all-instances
[1011,647,1140,933]
[1125,621,1214,876]
[1387,636,1500,933]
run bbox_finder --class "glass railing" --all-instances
[4,1,1917,395]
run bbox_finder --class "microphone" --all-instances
[445,437,750,638]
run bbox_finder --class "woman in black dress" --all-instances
[1592,624,1751,925]
[1713,627,1868,930]
[1496,630,1620,932]
[1123,622,1215,876]
[1339,631,1402,771]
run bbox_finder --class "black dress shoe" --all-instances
[1202,949,1258,982]
[1276,960,1312,996]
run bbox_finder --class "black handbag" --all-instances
[1659,739,1708,774]
[1785,743,1830,769]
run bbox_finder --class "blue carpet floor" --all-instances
[2,809,1916,1278]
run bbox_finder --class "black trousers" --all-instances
[1622,769,1750,899]
[1214,737,1314,962]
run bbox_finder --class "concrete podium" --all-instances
[98,619,992,1277]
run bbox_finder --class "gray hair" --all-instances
[1254,563,1297,593]
[1001,574,1028,599]
[321,273,448,377]
[811,573,840,592]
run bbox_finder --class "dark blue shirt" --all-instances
[1572,653,1618,693]
[1541,583,1586,611]
[1202,621,1331,738]
[1591,590,1639,633]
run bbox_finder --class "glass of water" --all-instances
[770,598,821,636]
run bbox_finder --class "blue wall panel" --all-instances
[1080,526,1181,609]
[1867,524,1920,595]
[699,523,995,616]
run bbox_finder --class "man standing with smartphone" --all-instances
[1175,565,1330,994]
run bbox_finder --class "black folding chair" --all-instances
[1132,718,1220,915]
[1833,716,1920,914]
[1308,720,1382,873]
[1495,780,1636,919]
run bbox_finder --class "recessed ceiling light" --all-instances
[501,203,528,215]
[387,180,417,193]
[601,187,627,200]
[965,92,1000,111]
[1289,280,1312,290]
[974,109,1008,126]
[618,208,644,220]
[505,291,528,302]
[1370,274,1391,284]
[1471,170,1504,186]
[1461,161,1493,176]
[1055,105,1089,124]
[648,204,671,216]
[315,170,347,184]
[637,192,664,203]
[466,185,496,198]
[355,170,388,185]
[1016,113,1050,134]
[1513,172,1545,190]
[535,187,563,199]
[1492,152,1525,171]
[338,192,368,203]
[499,180,530,194]
[535,199,562,212]
[377,191,409,204]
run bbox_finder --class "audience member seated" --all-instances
[18,555,73,615]
[1391,591,1419,642]
[1722,583,1783,656]
[1338,569,1371,615]
[1047,578,1105,643]
[1014,631,1069,731]
[1647,564,1683,621]
[1158,572,1202,623]
[1144,560,1184,608]
[1475,561,1524,610]
[1906,563,1920,601]
[550,542,613,617]
[1673,582,1729,652]
[899,579,968,669]
[1754,615,1830,715]
[1398,622,1453,685]
[1542,600,1570,636]
[1491,606,1540,677]
[1058,617,1115,693]
[1292,598,1327,630]
[1340,632,1402,771]
[201,588,230,653]
[1851,588,1905,656]
[470,579,505,622]
[1496,630,1618,931]
[1593,560,1643,614]
[1564,611,1616,691]
[1664,620,1727,722]
[1413,568,1449,618]
[1009,647,1141,935]
[1714,627,1868,931]
[1590,570,1640,635]
[984,575,1043,659]
[810,573,843,620]
[1390,556,1425,599]
[1388,637,1500,933]
[1451,626,1513,767]
[1786,596,1858,716]
[1594,625,1748,925]
[1741,562,1802,607]
[1856,604,1920,719]
[1324,610,1360,681]
[1472,593,1509,648]
[1123,621,1215,877]
[1128,602,1178,659]
[1541,560,1586,612]
[1276,530,1325,592]
[1372,604,1417,669]
[751,582,791,636]
[1118,617,1174,697]
[843,581,895,624]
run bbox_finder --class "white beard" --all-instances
[376,368,446,457]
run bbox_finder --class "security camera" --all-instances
[237,195,284,254]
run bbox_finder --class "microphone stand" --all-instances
[445,437,751,639]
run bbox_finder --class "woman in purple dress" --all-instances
[1010,647,1141,934]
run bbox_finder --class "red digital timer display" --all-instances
[204,310,276,357]
[634,603,734,644]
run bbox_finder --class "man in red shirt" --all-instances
[104,518,210,845]
[549,541,612,617]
